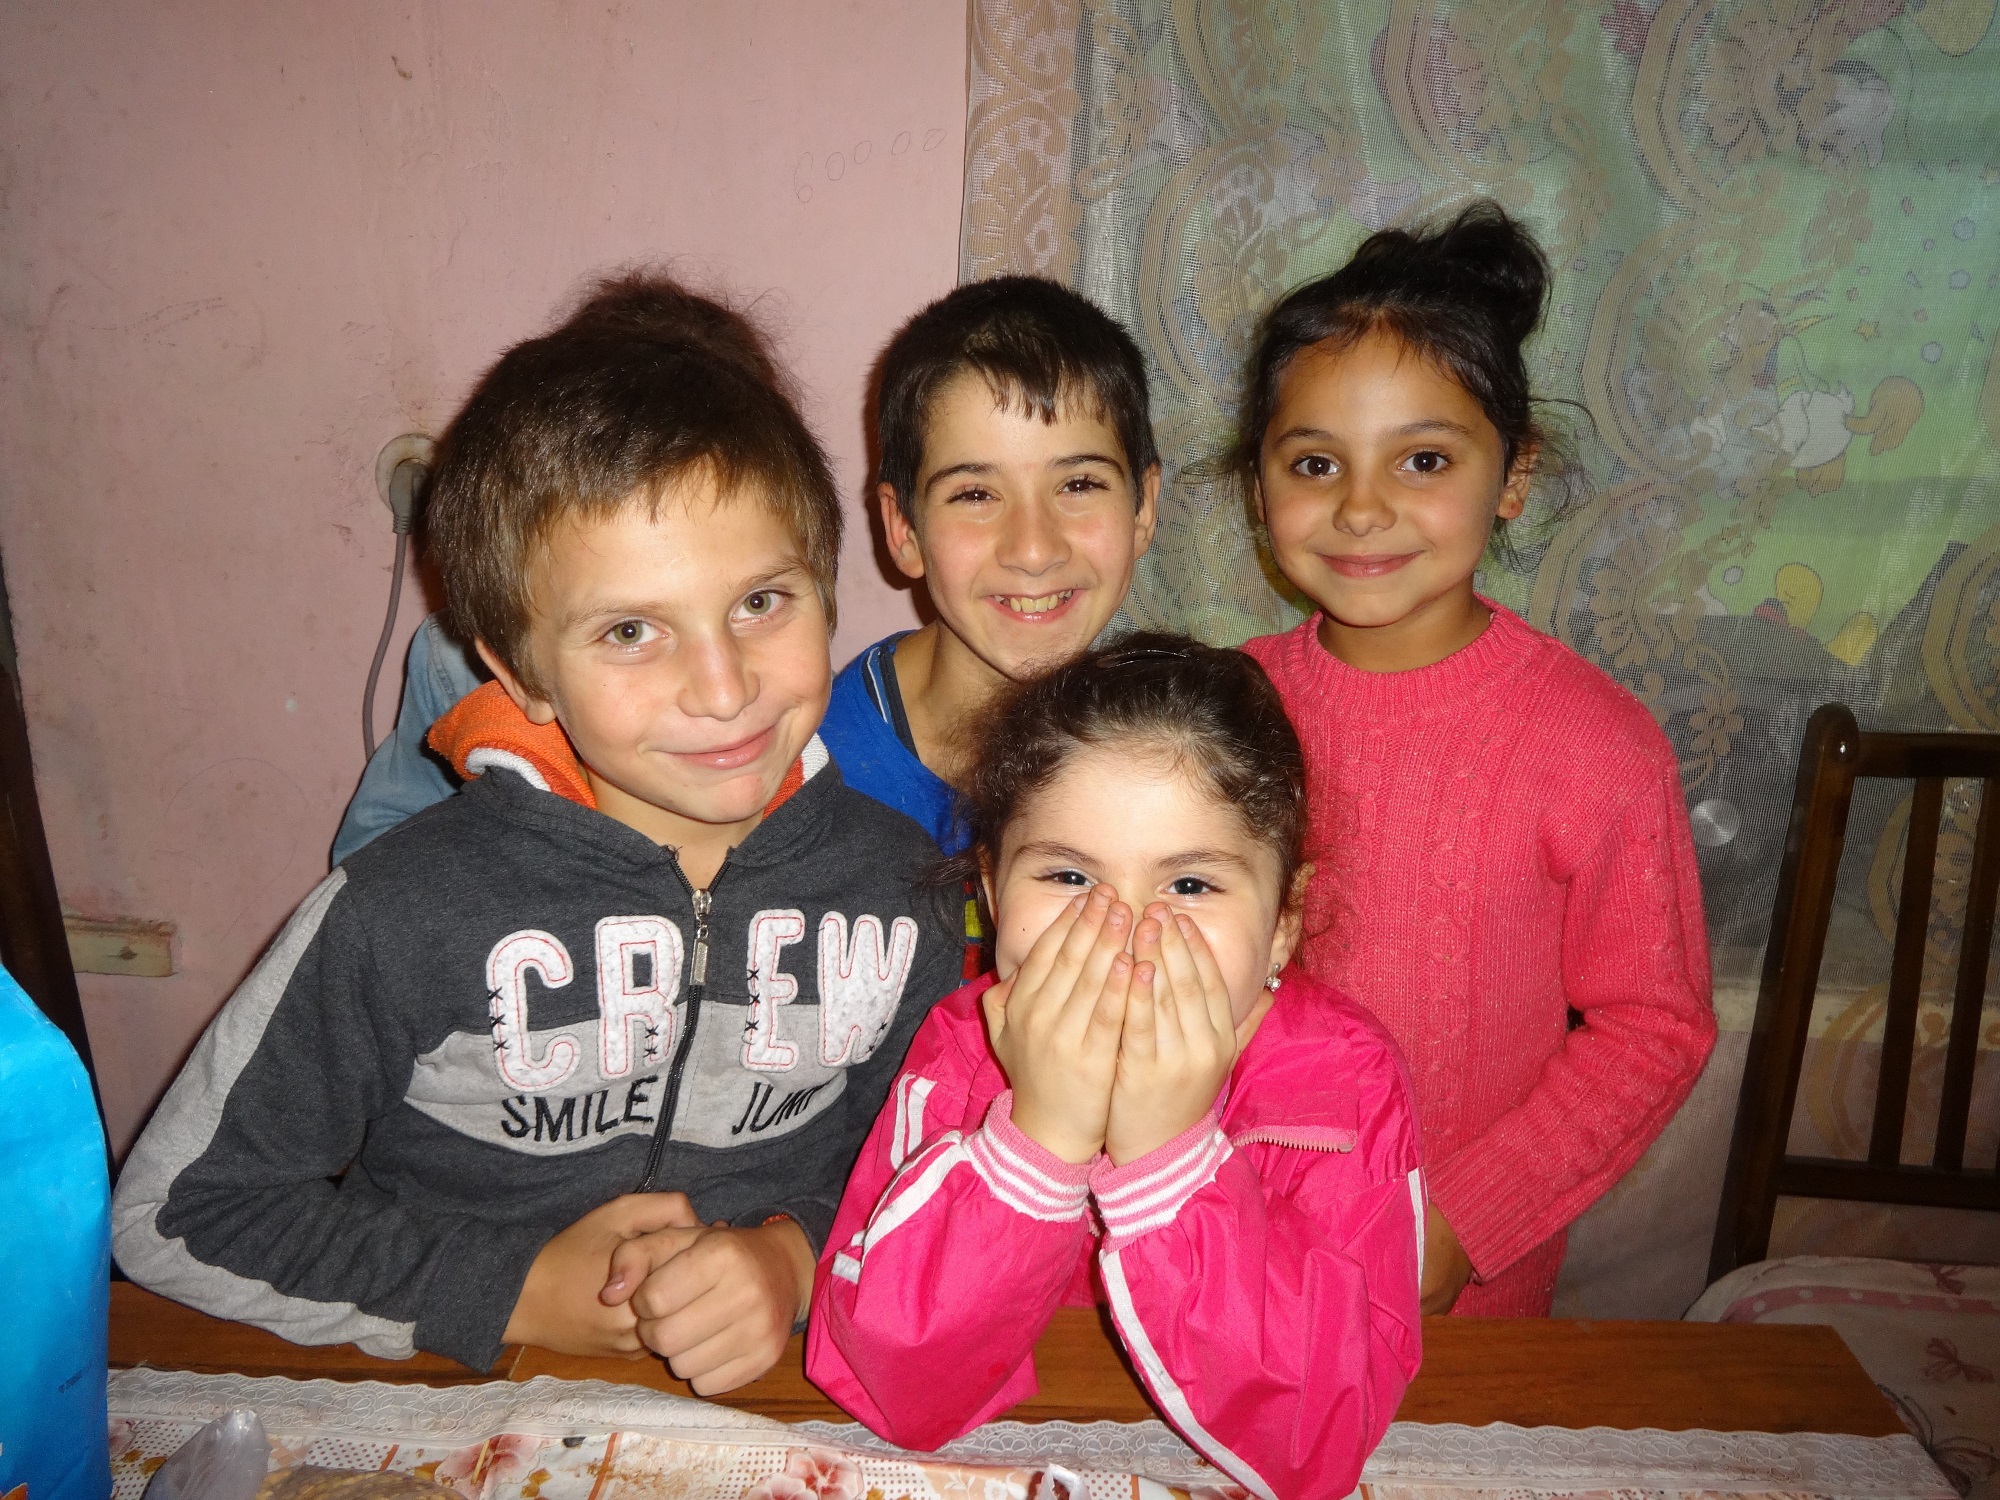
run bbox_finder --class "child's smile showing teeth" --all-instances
[996,588,1077,618]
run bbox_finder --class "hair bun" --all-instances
[1428,201,1550,345]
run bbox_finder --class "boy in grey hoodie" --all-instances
[112,277,962,1390]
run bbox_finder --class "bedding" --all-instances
[1689,1256,2000,1500]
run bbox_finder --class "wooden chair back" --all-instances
[1709,702,2000,1279]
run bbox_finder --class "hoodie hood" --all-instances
[427,679,812,819]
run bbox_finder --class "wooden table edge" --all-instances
[108,1286,1906,1437]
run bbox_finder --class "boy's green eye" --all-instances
[742,590,776,615]
[609,620,648,645]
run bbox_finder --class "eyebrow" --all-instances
[1013,840,1098,866]
[921,451,1128,495]
[1273,418,1475,445]
[1011,841,1256,874]
[1391,418,1477,438]
[1156,847,1256,873]
[1054,451,1127,475]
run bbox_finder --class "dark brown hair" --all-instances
[955,632,1308,897]
[425,272,840,695]
[1233,200,1579,556]
[876,275,1160,522]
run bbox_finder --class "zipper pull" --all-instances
[691,887,711,987]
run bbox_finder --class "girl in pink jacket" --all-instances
[807,636,1424,1500]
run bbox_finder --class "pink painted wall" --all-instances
[0,1,961,1154]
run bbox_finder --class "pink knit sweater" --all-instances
[1243,604,1715,1316]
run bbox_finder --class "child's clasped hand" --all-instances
[599,1212,816,1394]
[502,1190,814,1394]
[501,1190,704,1358]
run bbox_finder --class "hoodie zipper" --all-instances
[638,857,727,1191]
[1231,1129,1355,1154]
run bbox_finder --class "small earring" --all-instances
[1265,966,1282,993]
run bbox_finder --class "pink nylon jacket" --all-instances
[805,970,1425,1500]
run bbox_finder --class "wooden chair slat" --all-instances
[1710,705,1862,1278]
[1777,1156,2000,1212]
[1935,780,2000,1170]
[1856,736,2000,779]
[1872,777,1942,1168]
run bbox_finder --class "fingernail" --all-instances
[1107,907,1127,928]
[1176,913,1194,935]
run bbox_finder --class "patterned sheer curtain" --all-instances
[961,0,2000,1309]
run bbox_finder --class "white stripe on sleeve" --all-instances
[1100,1250,1278,1500]
[1409,1167,1426,1285]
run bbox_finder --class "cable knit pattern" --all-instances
[1243,604,1716,1315]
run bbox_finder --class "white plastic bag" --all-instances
[143,1408,271,1500]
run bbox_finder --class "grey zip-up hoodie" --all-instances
[112,742,961,1370]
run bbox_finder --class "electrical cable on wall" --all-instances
[363,437,434,759]
[362,525,411,758]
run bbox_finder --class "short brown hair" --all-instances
[875,276,1159,523]
[426,274,840,694]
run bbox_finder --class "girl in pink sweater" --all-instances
[809,637,1422,1499]
[1238,202,1716,1317]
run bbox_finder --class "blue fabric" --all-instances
[332,614,484,866]
[0,966,110,1500]
[818,634,966,854]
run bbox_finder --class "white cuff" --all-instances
[965,1092,1095,1222]
[1091,1112,1231,1245]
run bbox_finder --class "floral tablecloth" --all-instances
[108,1366,1956,1500]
